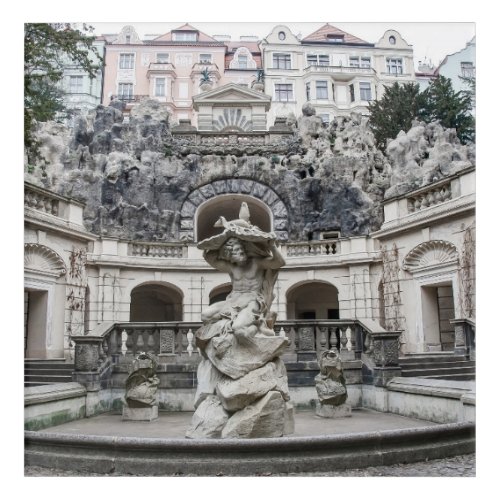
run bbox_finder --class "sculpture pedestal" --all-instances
[122,406,158,421]
[315,402,351,418]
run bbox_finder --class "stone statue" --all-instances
[123,352,160,421]
[314,348,351,418]
[186,203,294,438]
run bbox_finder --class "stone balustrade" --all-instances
[128,242,187,258]
[24,184,60,216]
[407,181,452,213]
[450,318,476,360]
[72,319,401,388]
[284,240,339,257]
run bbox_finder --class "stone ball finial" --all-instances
[302,103,316,117]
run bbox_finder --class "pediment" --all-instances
[193,83,271,110]
[402,240,459,273]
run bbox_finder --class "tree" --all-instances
[423,75,475,143]
[368,82,427,152]
[24,23,103,164]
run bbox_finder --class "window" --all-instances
[238,55,248,69]
[278,31,286,41]
[307,54,329,66]
[389,35,396,45]
[119,53,135,69]
[200,53,212,64]
[69,75,83,93]
[172,31,197,42]
[461,62,475,78]
[273,53,291,69]
[274,83,293,101]
[305,82,310,101]
[155,78,166,97]
[156,53,169,63]
[316,80,328,99]
[349,83,355,102]
[118,83,133,100]
[359,82,372,101]
[349,56,371,68]
[327,35,344,43]
[386,57,403,74]
[125,35,131,44]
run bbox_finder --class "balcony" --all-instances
[147,62,176,78]
[110,95,149,104]
[304,65,375,81]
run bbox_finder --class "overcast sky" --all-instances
[90,21,475,70]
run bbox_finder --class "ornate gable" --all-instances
[193,83,271,110]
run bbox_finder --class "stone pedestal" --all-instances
[122,406,158,421]
[315,402,352,418]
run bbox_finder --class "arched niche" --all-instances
[402,240,458,273]
[209,283,232,305]
[130,282,183,322]
[196,194,272,242]
[24,243,66,278]
[179,179,289,242]
[286,281,339,320]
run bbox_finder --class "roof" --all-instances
[224,41,262,69]
[301,23,369,45]
[152,23,219,43]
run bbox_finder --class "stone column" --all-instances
[370,331,402,386]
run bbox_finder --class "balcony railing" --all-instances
[407,181,452,213]
[285,240,339,257]
[24,184,60,216]
[128,242,187,258]
[304,65,375,76]
[110,95,149,103]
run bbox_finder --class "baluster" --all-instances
[279,327,286,337]
[186,329,194,356]
[180,328,189,354]
[349,326,356,354]
[102,338,109,357]
[414,198,421,210]
[125,329,134,355]
[346,327,352,351]
[136,330,145,351]
[147,329,156,353]
[51,200,59,216]
[121,329,128,356]
[44,198,52,213]
[339,327,348,354]
[319,326,328,351]
[329,327,338,350]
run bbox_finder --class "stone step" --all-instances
[24,368,75,376]
[399,354,467,365]
[24,374,73,383]
[24,362,74,371]
[401,366,475,378]
[399,360,475,369]
[424,373,476,381]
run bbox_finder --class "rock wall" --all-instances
[25,101,474,242]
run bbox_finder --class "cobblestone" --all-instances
[24,453,475,477]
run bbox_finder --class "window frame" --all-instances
[199,53,212,64]
[154,77,166,97]
[274,83,294,102]
[69,75,84,94]
[315,80,328,100]
[273,53,292,70]
[359,81,372,101]
[386,57,403,74]
[118,82,134,100]
[119,53,135,70]
[156,53,169,63]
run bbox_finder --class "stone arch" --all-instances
[180,179,289,241]
[402,240,459,273]
[24,243,66,277]
[209,283,232,305]
[286,280,339,320]
[130,281,184,322]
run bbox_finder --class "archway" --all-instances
[130,282,183,322]
[209,283,232,305]
[196,194,272,242]
[286,281,339,320]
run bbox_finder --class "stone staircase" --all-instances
[399,352,475,381]
[24,359,75,387]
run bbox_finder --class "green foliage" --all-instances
[24,23,103,163]
[368,77,475,152]
[423,75,475,143]
[368,82,427,151]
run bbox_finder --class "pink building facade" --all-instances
[101,24,263,125]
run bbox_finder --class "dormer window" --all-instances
[125,35,131,44]
[327,34,344,43]
[200,53,212,64]
[156,53,169,63]
[173,31,198,42]
[389,35,396,45]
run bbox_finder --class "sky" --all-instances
[90,21,475,71]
